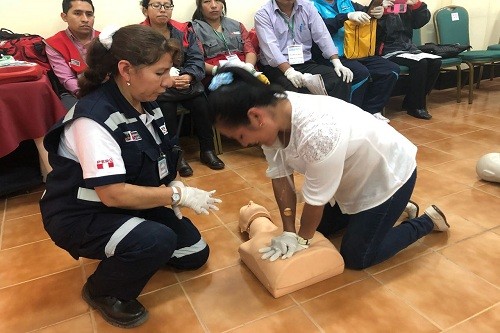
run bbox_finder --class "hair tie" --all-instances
[208,72,234,91]
[99,25,120,50]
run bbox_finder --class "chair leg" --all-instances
[467,62,474,104]
[212,127,223,155]
[456,65,461,103]
[491,62,495,81]
[476,65,484,89]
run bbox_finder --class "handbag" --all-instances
[343,19,377,59]
[156,80,205,102]
[417,43,471,58]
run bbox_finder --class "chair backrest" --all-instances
[434,6,470,45]
[412,29,421,46]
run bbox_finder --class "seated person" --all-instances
[254,0,353,101]
[312,0,400,123]
[376,0,441,120]
[45,0,100,110]
[40,25,220,329]
[140,0,224,177]
[191,0,258,86]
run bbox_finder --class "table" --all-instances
[0,73,66,181]
[0,73,66,158]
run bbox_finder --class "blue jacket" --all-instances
[313,0,367,57]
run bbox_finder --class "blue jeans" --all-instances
[318,169,433,269]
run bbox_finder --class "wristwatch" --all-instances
[297,235,311,246]
[171,186,181,206]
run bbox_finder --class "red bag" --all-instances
[0,28,51,70]
[0,64,45,84]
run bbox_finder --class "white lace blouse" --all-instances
[262,92,417,214]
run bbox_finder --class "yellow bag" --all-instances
[343,19,377,59]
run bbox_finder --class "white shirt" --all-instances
[58,113,162,180]
[262,92,417,214]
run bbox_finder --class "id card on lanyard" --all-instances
[158,153,169,180]
[279,11,305,65]
[213,29,239,62]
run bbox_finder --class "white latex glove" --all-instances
[331,58,353,83]
[170,66,180,77]
[177,186,221,215]
[370,6,384,19]
[284,67,305,88]
[382,0,395,8]
[211,65,218,76]
[168,180,185,219]
[258,231,308,261]
[347,11,371,25]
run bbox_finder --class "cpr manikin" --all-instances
[238,201,344,298]
[476,153,500,183]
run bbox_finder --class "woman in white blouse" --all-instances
[207,66,449,269]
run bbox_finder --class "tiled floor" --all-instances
[1,80,499,333]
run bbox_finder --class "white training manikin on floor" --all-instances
[476,153,500,183]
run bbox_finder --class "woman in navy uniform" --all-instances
[40,24,221,329]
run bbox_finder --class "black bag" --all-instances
[157,80,205,102]
[417,43,471,58]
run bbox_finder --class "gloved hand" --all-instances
[347,11,371,25]
[177,186,221,215]
[284,67,305,88]
[258,231,308,261]
[331,58,354,83]
[170,66,180,77]
[382,0,395,8]
[369,6,384,19]
[168,180,185,219]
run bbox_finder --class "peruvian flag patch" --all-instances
[96,158,115,169]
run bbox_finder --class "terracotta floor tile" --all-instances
[475,182,500,198]
[94,284,205,333]
[460,128,500,145]
[434,188,500,229]
[36,314,94,333]
[220,146,266,169]
[389,118,419,131]
[230,306,321,333]
[455,113,500,130]
[412,169,469,201]
[427,158,484,187]
[445,304,500,333]
[399,127,451,145]
[1,213,49,249]
[233,161,272,186]
[0,268,87,333]
[186,169,250,195]
[182,265,295,332]
[0,239,79,288]
[215,188,278,224]
[419,213,486,250]
[180,207,224,231]
[176,225,242,281]
[374,253,500,329]
[302,277,439,333]
[421,121,481,136]
[439,231,500,286]
[5,191,43,220]
[425,136,494,159]
[365,241,432,274]
[416,146,458,169]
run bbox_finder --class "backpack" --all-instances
[0,28,51,70]
[343,19,377,59]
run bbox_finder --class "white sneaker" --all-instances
[373,112,390,123]
[424,205,450,231]
[405,200,419,219]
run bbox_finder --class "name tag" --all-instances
[288,44,304,65]
[158,155,168,179]
[225,54,239,62]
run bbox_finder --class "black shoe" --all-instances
[82,283,148,328]
[178,157,193,177]
[200,150,225,170]
[407,108,432,120]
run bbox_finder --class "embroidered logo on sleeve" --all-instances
[96,158,114,169]
[123,131,142,142]
[70,59,81,67]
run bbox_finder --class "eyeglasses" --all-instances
[149,3,174,10]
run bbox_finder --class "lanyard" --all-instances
[213,29,232,54]
[277,11,296,42]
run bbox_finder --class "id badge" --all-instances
[287,44,305,65]
[158,155,169,180]
[225,54,239,63]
